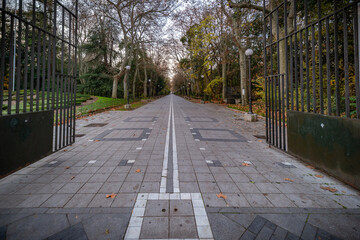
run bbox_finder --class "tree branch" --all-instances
[227,0,269,13]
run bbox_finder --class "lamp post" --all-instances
[125,65,131,109]
[245,49,254,114]
[148,79,151,97]
[201,75,205,104]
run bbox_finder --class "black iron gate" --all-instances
[0,0,78,173]
[263,0,360,151]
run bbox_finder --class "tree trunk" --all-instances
[222,59,227,100]
[133,65,138,98]
[112,76,119,99]
[239,50,247,105]
[123,70,129,100]
[143,53,148,98]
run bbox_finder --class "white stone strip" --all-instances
[171,97,180,193]
[125,193,213,239]
[124,193,148,239]
[160,96,172,193]
[192,193,214,239]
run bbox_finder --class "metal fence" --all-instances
[263,0,360,151]
[0,0,78,151]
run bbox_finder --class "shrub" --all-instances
[204,76,223,100]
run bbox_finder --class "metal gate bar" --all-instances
[0,0,78,152]
[263,0,360,151]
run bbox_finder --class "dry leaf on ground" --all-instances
[95,140,100,142]
[284,178,294,182]
[320,186,338,192]
[71,176,75,180]
[65,166,70,169]
[242,163,250,167]
[106,193,117,198]
[105,229,110,234]
[216,193,227,199]
[135,169,141,173]
[306,165,315,169]
[315,174,323,178]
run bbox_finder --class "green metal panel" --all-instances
[0,111,53,176]
[288,111,360,189]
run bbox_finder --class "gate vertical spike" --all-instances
[0,0,6,116]
[311,25,316,113]
[15,0,23,114]
[23,24,29,113]
[326,17,331,116]
[334,1,340,116]
[318,0,324,114]
[343,9,350,118]
[354,2,360,119]
[8,16,14,115]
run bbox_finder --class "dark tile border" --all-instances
[84,123,108,127]
[276,162,297,168]
[93,128,152,141]
[124,116,158,122]
[184,117,219,123]
[118,160,134,167]
[191,128,247,142]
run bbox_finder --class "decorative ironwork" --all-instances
[0,0,78,151]
[263,0,360,151]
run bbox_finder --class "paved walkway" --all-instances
[0,95,359,240]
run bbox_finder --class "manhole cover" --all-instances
[254,135,266,139]
[84,123,108,127]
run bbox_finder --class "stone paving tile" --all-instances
[64,194,95,208]
[169,216,198,238]
[140,217,168,239]
[6,214,69,240]
[180,181,200,192]
[41,194,74,208]
[17,194,52,208]
[145,200,169,217]
[111,193,137,208]
[78,183,103,194]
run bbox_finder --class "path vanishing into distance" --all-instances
[0,94,359,240]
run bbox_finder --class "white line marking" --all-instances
[160,96,172,193]
[171,96,180,193]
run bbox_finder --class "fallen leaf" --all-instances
[95,140,100,142]
[258,140,263,143]
[284,178,294,182]
[306,165,315,169]
[135,169,141,173]
[71,176,75,180]
[65,166,70,169]
[106,193,117,198]
[216,193,227,199]
[63,149,67,152]
[105,229,110,234]
[242,163,250,167]
[315,174,323,178]
[320,186,338,192]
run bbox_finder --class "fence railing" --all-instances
[0,0,78,151]
[263,0,360,151]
